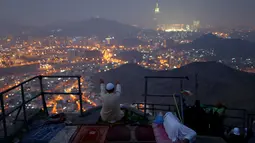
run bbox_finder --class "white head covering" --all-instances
[106,83,115,91]
[233,127,240,136]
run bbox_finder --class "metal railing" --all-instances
[0,75,83,139]
[143,76,189,122]
[0,75,254,140]
[133,102,248,131]
[224,108,247,130]
[201,104,247,130]
[133,102,177,116]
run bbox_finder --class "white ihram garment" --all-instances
[100,83,124,122]
[163,112,197,143]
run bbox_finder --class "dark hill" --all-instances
[176,34,255,59]
[121,38,147,47]
[117,51,143,62]
[230,31,255,43]
[92,62,255,112]
[33,18,141,39]
[0,20,32,36]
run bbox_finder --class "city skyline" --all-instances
[1,0,255,28]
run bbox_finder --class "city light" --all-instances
[0,24,254,116]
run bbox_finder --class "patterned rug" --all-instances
[135,125,156,142]
[50,126,78,143]
[21,123,65,143]
[69,126,109,143]
[152,123,184,143]
[106,125,131,141]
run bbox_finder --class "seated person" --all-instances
[99,79,124,123]
[163,112,197,143]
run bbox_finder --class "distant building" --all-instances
[154,0,160,29]
[163,40,167,48]
[105,37,115,45]
[186,25,191,31]
[157,21,200,32]
[154,0,160,14]
[193,20,200,32]
[158,24,186,32]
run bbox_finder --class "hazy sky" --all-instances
[0,0,254,28]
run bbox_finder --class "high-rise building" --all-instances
[163,40,167,48]
[154,0,160,14]
[105,37,114,45]
[193,20,200,32]
[186,25,190,31]
[193,20,200,27]
[154,0,160,29]
[105,37,111,45]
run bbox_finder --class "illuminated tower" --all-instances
[154,0,160,30]
[154,0,160,14]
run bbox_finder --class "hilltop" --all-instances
[92,62,255,111]
[0,18,142,39]
[176,34,255,59]
[31,18,141,39]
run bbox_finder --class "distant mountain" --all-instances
[0,18,142,38]
[121,38,147,47]
[117,51,143,62]
[0,20,25,36]
[230,31,255,43]
[32,18,141,39]
[176,34,255,59]
[0,19,40,36]
[92,62,255,112]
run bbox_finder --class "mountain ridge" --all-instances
[92,62,255,112]
[31,18,141,39]
[176,34,255,59]
[0,18,142,38]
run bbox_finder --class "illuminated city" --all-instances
[1,28,255,115]
[1,1,255,142]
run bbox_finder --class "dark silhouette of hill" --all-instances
[0,19,41,36]
[33,18,141,39]
[117,51,143,62]
[121,38,147,47]
[230,31,255,43]
[176,34,255,59]
[0,20,29,36]
[92,62,255,112]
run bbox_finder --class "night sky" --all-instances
[0,0,254,28]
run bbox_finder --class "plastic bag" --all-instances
[154,112,164,124]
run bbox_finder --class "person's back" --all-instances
[99,79,124,123]
[163,112,197,143]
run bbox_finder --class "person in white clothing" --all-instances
[163,112,197,143]
[99,79,124,123]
